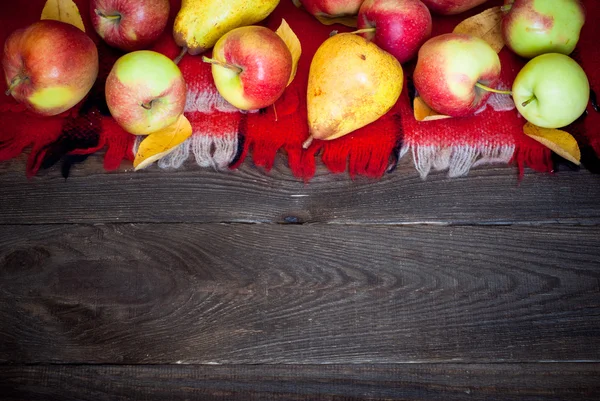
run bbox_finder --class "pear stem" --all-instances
[500,4,512,12]
[5,76,24,96]
[202,56,243,74]
[173,46,187,65]
[302,136,314,149]
[350,27,377,35]
[522,96,536,107]
[475,82,512,95]
[95,9,121,21]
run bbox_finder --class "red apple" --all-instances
[413,33,502,116]
[297,0,364,17]
[105,50,187,135]
[357,0,432,64]
[90,0,170,51]
[420,0,489,14]
[202,26,292,111]
[3,20,98,116]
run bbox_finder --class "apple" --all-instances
[512,53,589,128]
[413,33,503,117]
[2,20,98,116]
[105,50,187,135]
[357,0,432,64]
[202,26,292,111]
[90,0,170,51]
[420,0,489,15]
[297,0,364,17]
[502,0,585,59]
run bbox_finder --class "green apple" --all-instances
[502,0,585,59]
[512,53,589,128]
[105,50,187,135]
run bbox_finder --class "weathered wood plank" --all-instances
[1,363,599,401]
[1,223,599,364]
[1,155,599,225]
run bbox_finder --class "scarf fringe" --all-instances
[133,130,238,171]
[401,144,516,179]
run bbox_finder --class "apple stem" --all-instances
[173,47,187,65]
[302,135,314,149]
[273,103,278,122]
[94,9,121,21]
[500,4,512,12]
[522,96,536,107]
[475,82,512,95]
[141,101,153,110]
[349,28,377,35]
[5,76,25,96]
[201,56,243,74]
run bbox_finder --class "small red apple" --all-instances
[90,0,170,51]
[357,0,432,64]
[2,20,98,116]
[203,26,293,111]
[297,0,364,17]
[420,0,489,15]
[413,33,502,116]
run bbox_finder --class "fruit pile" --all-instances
[0,0,594,171]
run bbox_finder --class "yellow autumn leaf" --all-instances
[414,96,452,121]
[276,19,302,86]
[314,14,358,28]
[523,122,581,165]
[133,114,193,171]
[453,6,504,53]
[41,0,86,32]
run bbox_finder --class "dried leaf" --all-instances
[453,6,504,53]
[40,0,85,32]
[414,96,452,121]
[314,14,357,28]
[276,19,302,86]
[133,114,193,170]
[523,122,581,165]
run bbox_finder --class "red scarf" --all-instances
[1,0,598,179]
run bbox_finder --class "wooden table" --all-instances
[1,152,599,400]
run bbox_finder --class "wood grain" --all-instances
[1,223,599,364]
[1,155,600,225]
[2,363,600,401]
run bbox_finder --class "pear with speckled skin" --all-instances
[173,0,281,55]
[304,33,403,147]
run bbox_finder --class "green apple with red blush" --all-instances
[501,0,585,59]
[356,0,432,64]
[413,33,505,117]
[3,20,98,116]
[105,50,187,135]
[91,0,170,51]
[203,26,293,111]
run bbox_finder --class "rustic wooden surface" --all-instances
[1,154,600,400]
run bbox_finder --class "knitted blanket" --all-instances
[1,0,599,179]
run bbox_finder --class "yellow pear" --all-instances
[173,0,280,55]
[304,33,403,148]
